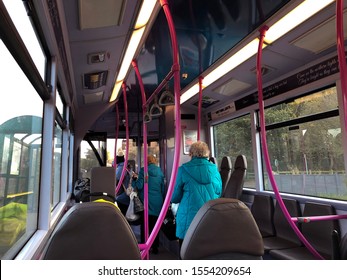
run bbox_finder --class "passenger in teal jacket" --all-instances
[132,154,165,253]
[171,141,222,241]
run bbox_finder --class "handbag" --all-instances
[133,194,144,213]
[161,205,178,241]
[125,196,140,222]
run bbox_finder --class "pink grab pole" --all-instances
[138,0,182,259]
[256,26,324,260]
[115,83,130,194]
[132,60,150,258]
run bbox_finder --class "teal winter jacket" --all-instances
[132,163,165,217]
[171,157,222,239]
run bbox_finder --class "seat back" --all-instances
[339,233,347,259]
[301,202,340,258]
[219,156,232,194]
[251,194,275,237]
[273,198,302,245]
[209,156,217,166]
[90,167,116,202]
[222,155,247,199]
[181,198,264,260]
[42,202,141,259]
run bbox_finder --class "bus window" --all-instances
[0,40,43,259]
[213,114,255,189]
[263,87,346,200]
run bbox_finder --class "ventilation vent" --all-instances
[250,65,275,76]
[83,71,108,89]
[213,78,251,97]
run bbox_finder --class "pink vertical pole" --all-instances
[115,83,130,194]
[197,76,203,141]
[132,60,150,258]
[336,0,347,140]
[256,26,324,259]
[139,0,181,259]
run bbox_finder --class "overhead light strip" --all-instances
[180,0,335,104]
[110,0,157,102]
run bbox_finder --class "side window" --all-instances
[0,40,43,258]
[213,114,255,189]
[263,87,346,200]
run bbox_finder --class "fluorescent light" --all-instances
[109,0,157,102]
[266,0,335,43]
[204,39,260,87]
[136,0,157,28]
[180,84,200,104]
[110,81,123,102]
[180,39,261,104]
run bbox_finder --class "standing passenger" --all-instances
[115,149,131,215]
[171,141,222,246]
[132,154,165,254]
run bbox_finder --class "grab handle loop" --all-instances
[149,96,163,117]
[144,107,152,123]
[159,84,174,106]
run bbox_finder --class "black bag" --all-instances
[73,178,90,202]
[133,195,144,213]
[161,205,178,241]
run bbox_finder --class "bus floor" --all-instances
[130,224,180,260]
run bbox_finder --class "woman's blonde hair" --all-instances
[148,154,157,164]
[189,141,210,158]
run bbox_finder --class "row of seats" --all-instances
[43,197,264,260]
[251,194,346,259]
[218,155,247,200]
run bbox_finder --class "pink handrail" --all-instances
[197,76,203,141]
[256,26,324,260]
[336,0,347,142]
[132,60,150,258]
[115,83,130,194]
[293,214,347,223]
[138,0,181,259]
[144,68,175,108]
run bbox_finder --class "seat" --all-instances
[209,156,217,166]
[219,156,232,194]
[90,167,116,202]
[270,202,340,260]
[42,202,141,259]
[222,155,247,199]
[251,194,275,238]
[263,198,302,252]
[339,233,347,259]
[180,198,264,260]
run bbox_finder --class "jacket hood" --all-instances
[182,157,215,184]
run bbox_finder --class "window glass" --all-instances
[0,40,43,259]
[79,140,102,178]
[263,87,346,200]
[52,123,62,208]
[213,114,255,189]
[56,88,64,118]
[265,88,338,125]
[3,0,46,79]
